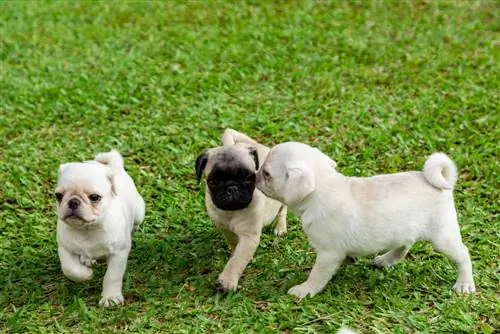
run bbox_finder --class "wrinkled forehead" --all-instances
[268,146,291,163]
[209,165,255,181]
[266,146,299,170]
[209,147,255,171]
[56,162,109,190]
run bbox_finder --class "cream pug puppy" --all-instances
[256,142,475,299]
[195,129,287,292]
[55,150,145,307]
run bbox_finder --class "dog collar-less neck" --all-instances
[289,193,314,217]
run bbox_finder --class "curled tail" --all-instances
[423,152,457,190]
[95,150,124,176]
[221,128,259,147]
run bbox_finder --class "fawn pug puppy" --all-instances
[55,150,145,307]
[195,129,287,292]
[256,142,475,299]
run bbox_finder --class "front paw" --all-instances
[62,264,93,282]
[99,294,124,307]
[214,276,239,293]
[79,255,96,267]
[288,283,317,300]
[453,281,476,294]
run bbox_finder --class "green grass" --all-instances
[1,0,498,333]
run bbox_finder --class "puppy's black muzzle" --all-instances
[210,185,253,211]
[226,185,238,195]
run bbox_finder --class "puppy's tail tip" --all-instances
[221,128,237,146]
[423,152,457,190]
[337,327,358,334]
[95,150,124,175]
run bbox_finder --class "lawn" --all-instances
[0,1,498,333]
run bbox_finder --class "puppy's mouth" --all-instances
[256,184,273,199]
[256,185,267,196]
[211,193,253,211]
[62,213,96,226]
[215,201,252,211]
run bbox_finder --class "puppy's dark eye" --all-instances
[55,192,63,202]
[89,194,102,202]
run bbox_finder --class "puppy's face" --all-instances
[257,142,319,207]
[255,151,289,203]
[55,162,113,228]
[196,145,259,211]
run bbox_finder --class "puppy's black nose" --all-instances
[227,185,238,194]
[68,198,81,210]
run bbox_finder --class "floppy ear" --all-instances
[248,147,259,170]
[283,166,315,205]
[195,152,209,184]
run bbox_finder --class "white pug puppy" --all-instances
[55,150,145,307]
[256,142,475,299]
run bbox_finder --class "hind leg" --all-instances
[133,196,146,231]
[430,224,475,293]
[374,245,412,268]
[274,205,287,236]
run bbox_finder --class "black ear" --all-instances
[249,147,259,170]
[195,152,209,184]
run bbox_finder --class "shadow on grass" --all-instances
[126,227,229,300]
[0,227,229,311]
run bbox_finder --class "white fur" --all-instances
[56,150,145,307]
[423,152,457,189]
[336,327,358,334]
[95,149,125,177]
[256,142,475,299]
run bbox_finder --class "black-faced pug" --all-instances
[195,128,287,292]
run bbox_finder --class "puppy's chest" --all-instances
[209,210,235,230]
[62,230,124,259]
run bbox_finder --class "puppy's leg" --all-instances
[133,196,146,231]
[374,245,411,268]
[58,246,93,282]
[288,251,345,299]
[215,234,260,292]
[99,250,129,307]
[79,255,96,267]
[274,205,287,236]
[430,234,475,293]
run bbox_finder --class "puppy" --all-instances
[256,142,475,299]
[195,129,287,292]
[55,150,145,307]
